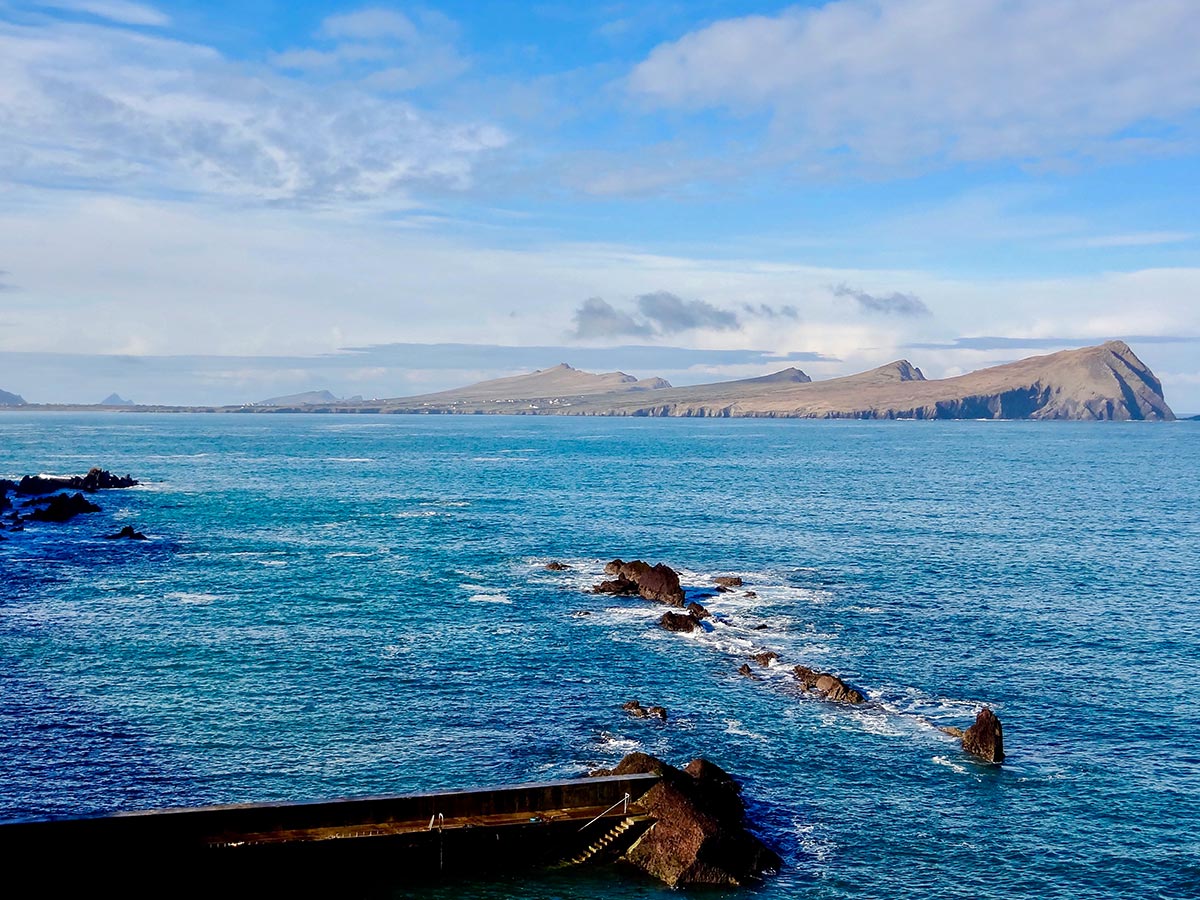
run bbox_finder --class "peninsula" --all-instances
[0,342,1177,420]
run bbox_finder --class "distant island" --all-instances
[0,388,26,406]
[100,393,134,406]
[0,342,1179,420]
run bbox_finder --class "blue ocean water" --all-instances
[2,413,1198,898]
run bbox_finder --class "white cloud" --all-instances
[0,17,503,203]
[36,0,168,27]
[628,0,1200,168]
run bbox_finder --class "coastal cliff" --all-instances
[343,341,1173,420]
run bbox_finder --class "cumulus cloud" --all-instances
[637,290,739,333]
[833,284,930,317]
[570,297,643,339]
[0,15,502,204]
[628,0,1200,169]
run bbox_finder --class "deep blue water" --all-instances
[2,413,1199,898]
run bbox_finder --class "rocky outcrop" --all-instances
[793,666,866,704]
[961,708,1005,763]
[28,493,101,522]
[659,611,699,633]
[544,561,571,571]
[737,663,755,677]
[714,576,743,588]
[623,701,668,721]
[105,525,148,540]
[590,752,780,888]
[686,601,710,619]
[596,560,685,606]
[14,468,138,495]
[753,651,778,667]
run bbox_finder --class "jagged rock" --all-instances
[14,468,137,495]
[714,576,743,588]
[105,525,148,540]
[753,651,778,667]
[737,663,755,677]
[753,623,769,630]
[743,591,758,599]
[623,701,668,721]
[961,707,1005,763]
[592,577,639,596]
[792,665,866,704]
[594,752,781,888]
[660,611,698,633]
[28,493,101,523]
[686,601,711,619]
[939,726,965,738]
[544,561,571,571]
[597,559,685,606]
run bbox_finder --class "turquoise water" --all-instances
[2,413,1199,898]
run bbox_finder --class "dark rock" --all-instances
[647,706,668,722]
[105,525,148,541]
[596,752,781,887]
[737,663,755,677]
[623,701,668,722]
[596,559,685,606]
[792,665,866,704]
[753,651,778,667]
[714,576,743,588]
[961,707,1004,763]
[14,468,137,495]
[28,493,101,523]
[571,610,591,617]
[753,623,769,630]
[743,591,758,598]
[939,726,965,738]
[686,601,711,619]
[544,561,571,571]
[660,611,698,633]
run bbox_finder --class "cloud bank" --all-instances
[833,284,930,317]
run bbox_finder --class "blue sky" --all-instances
[0,0,1198,408]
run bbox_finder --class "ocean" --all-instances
[2,413,1198,898]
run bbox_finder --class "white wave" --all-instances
[469,593,512,604]
[327,551,374,558]
[259,560,288,567]
[932,754,969,775]
[723,719,764,740]
[323,457,374,463]
[470,456,531,462]
[165,591,219,604]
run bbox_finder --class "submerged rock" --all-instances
[961,707,1005,763]
[623,701,667,721]
[753,651,779,667]
[686,601,711,619]
[105,525,148,541]
[792,665,866,704]
[593,752,781,888]
[28,493,101,523]
[544,561,571,571]
[737,663,755,678]
[714,576,743,588]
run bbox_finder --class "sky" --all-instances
[0,0,1198,409]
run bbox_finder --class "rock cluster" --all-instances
[622,701,667,721]
[593,559,685,606]
[589,752,781,888]
[1,467,140,532]
[27,493,101,522]
[792,666,866,704]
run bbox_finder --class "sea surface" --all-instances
[2,413,1198,898]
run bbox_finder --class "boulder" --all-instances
[595,752,781,888]
[623,701,668,722]
[792,665,866,704]
[753,651,779,667]
[646,706,668,722]
[544,561,571,571]
[592,578,639,596]
[28,493,101,523]
[743,591,758,599]
[737,663,755,678]
[596,559,685,607]
[660,611,698,633]
[961,707,1005,763]
[105,525,148,541]
[686,601,711,619]
[714,576,743,588]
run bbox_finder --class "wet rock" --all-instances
[753,651,778,667]
[595,752,781,888]
[686,601,711,619]
[15,468,137,495]
[753,623,769,630]
[105,525,148,541]
[961,707,1005,763]
[597,559,685,607]
[938,726,965,738]
[623,701,668,721]
[659,611,698,633]
[571,610,592,617]
[28,493,101,523]
[737,663,755,678]
[714,576,743,588]
[792,665,866,704]
[592,577,639,596]
[743,591,758,599]
[544,561,571,571]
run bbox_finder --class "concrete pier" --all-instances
[0,773,661,894]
